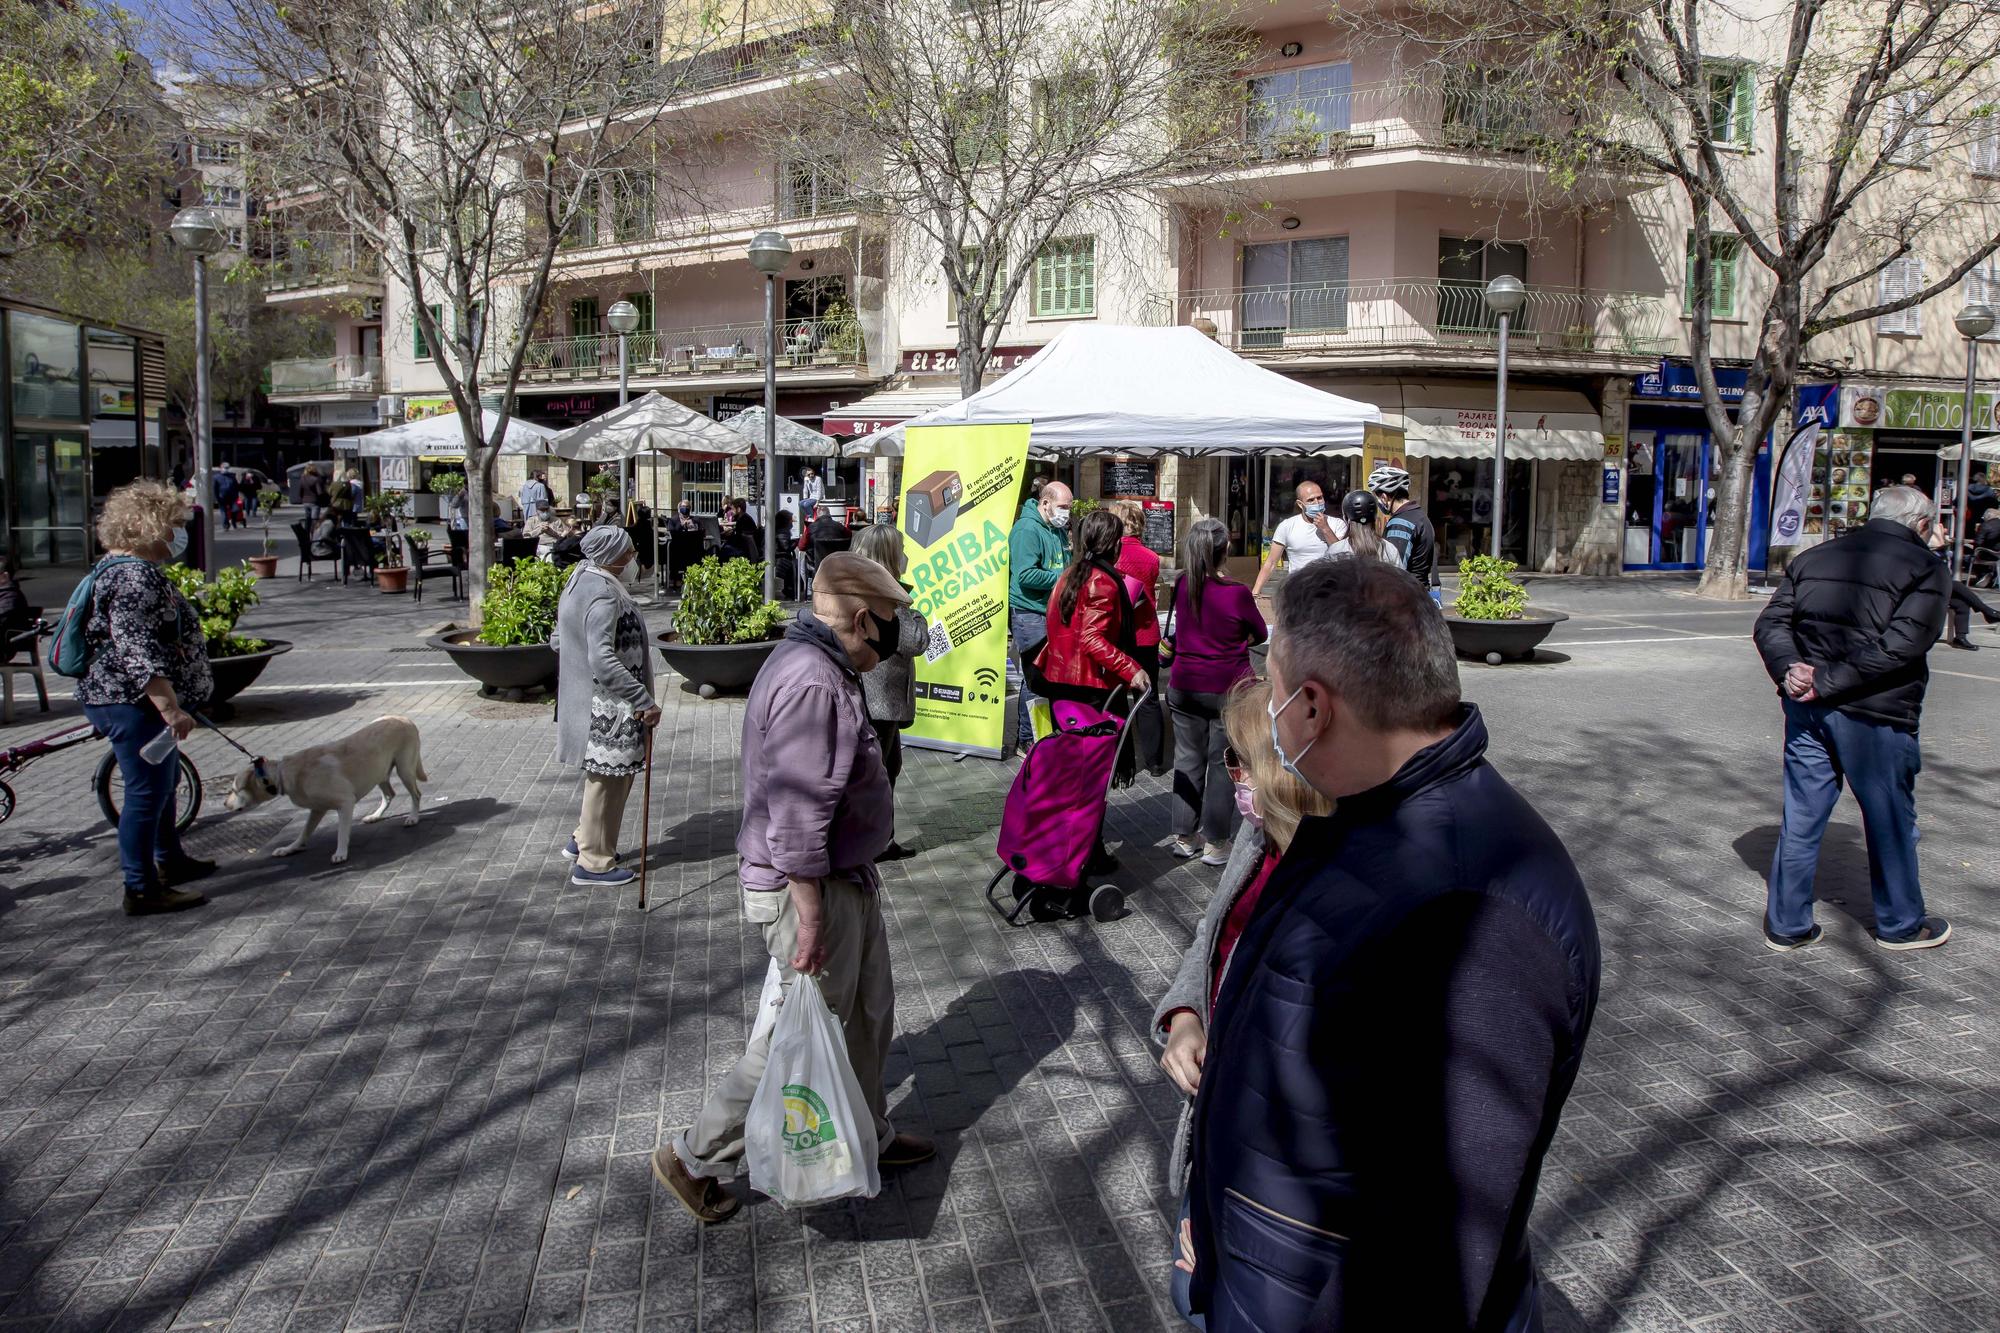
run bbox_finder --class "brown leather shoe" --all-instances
[878,1132,937,1169]
[651,1145,740,1223]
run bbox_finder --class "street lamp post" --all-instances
[1952,303,1995,579]
[168,206,230,576]
[748,231,793,602]
[606,299,640,508]
[1482,274,1528,563]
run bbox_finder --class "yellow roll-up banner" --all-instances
[895,422,1033,758]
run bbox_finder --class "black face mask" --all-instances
[864,608,899,660]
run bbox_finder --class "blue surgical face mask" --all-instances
[1268,684,1318,787]
[166,527,189,561]
[1303,501,1326,518]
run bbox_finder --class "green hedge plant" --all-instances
[166,560,269,657]
[477,557,573,646]
[1451,555,1530,621]
[673,556,788,645]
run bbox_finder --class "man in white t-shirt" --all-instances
[1252,480,1348,597]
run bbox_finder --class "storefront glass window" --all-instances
[11,429,91,567]
[1429,458,1531,566]
[10,310,84,422]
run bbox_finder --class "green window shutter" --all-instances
[1732,68,1753,147]
[1713,236,1740,318]
[1683,231,1698,309]
[415,303,441,359]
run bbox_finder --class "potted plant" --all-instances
[815,300,861,365]
[657,555,789,697]
[429,557,571,698]
[426,469,466,524]
[584,469,620,521]
[406,527,434,562]
[1441,555,1569,664]
[247,488,285,577]
[165,560,294,716]
[364,492,411,592]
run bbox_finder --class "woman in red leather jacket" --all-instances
[1041,509,1153,694]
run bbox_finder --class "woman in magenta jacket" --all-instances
[1163,517,1266,863]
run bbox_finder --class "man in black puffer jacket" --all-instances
[1184,559,1600,1332]
[1753,485,1952,952]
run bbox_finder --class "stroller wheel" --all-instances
[1088,885,1128,923]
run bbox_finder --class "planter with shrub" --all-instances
[166,560,293,714]
[247,488,285,577]
[1441,555,1568,664]
[657,555,788,697]
[364,492,410,591]
[430,556,570,697]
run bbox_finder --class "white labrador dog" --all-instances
[223,715,427,864]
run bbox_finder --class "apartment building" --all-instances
[263,0,2000,573]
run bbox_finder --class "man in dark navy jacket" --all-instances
[1183,559,1601,1332]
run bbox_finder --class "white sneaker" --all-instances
[1169,837,1198,859]
[1200,841,1230,867]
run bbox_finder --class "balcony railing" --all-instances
[268,354,385,395]
[1145,280,1668,358]
[520,315,864,383]
[608,40,828,113]
[266,234,381,292]
[1231,74,1648,168]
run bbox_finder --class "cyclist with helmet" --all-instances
[1369,464,1440,599]
[1335,491,1403,567]
[1251,479,1347,598]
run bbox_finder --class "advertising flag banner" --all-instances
[895,422,1032,758]
[1771,421,1820,546]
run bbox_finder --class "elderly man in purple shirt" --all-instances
[653,552,937,1222]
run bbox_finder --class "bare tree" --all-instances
[1343,0,2000,597]
[772,0,1256,398]
[183,0,729,608]
[0,0,167,265]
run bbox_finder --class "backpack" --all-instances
[50,556,145,678]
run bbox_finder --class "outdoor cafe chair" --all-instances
[339,527,376,586]
[290,521,327,582]
[3,625,50,725]
[405,536,461,604]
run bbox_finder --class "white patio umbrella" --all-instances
[550,391,748,462]
[721,406,840,458]
[350,408,559,456]
[1938,435,2000,464]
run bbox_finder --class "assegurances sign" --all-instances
[894,422,1032,758]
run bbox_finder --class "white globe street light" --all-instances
[1483,274,1529,562]
[1952,302,1995,578]
[606,299,642,513]
[169,206,231,574]
[748,232,793,601]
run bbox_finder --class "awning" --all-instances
[825,385,966,439]
[1939,435,2000,464]
[1330,381,1602,460]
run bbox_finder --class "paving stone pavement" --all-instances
[1,546,1997,1332]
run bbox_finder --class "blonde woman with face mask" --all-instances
[1150,678,1332,1326]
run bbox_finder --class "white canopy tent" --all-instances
[1938,435,2000,464]
[722,406,840,458]
[843,325,1381,458]
[551,391,748,461]
[348,409,559,457]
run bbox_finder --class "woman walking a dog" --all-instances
[553,526,659,887]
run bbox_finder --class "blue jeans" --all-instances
[1010,608,1048,749]
[1170,1195,1205,1329]
[1767,698,1927,941]
[84,702,185,894]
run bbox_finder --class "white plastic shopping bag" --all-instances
[747,958,784,1049]
[745,976,881,1207]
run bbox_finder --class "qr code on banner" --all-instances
[923,620,954,663]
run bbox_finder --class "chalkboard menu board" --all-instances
[1141,499,1176,555]
[1103,457,1158,497]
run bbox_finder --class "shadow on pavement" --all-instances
[1732,823,1882,933]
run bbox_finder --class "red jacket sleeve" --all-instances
[1078,573,1143,685]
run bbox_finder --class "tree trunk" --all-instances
[465,447,495,621]
[1697,409,1758,600]
[958,314,985,399]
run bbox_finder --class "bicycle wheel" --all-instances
[0,781,13,825]
[96,752,204,834]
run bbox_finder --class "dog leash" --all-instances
[193,713,281,795]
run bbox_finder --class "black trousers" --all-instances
[871,719,903,786]
[1950,580,1997,638]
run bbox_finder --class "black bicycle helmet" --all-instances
[1341,490,1379,527]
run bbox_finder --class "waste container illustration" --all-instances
[904,469,964,547]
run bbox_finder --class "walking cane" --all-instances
[638,719,654,911]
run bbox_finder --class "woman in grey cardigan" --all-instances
[852,522,929,861]
[552,526,659,887]
[1149,680,1332,1325]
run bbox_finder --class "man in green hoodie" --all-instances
[1008,480,1072,750]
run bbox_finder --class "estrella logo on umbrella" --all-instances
[781,1083,839,1151]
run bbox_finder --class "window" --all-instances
[1974,106,2000,176]
[570,296,600,338]
[780,159,850,220]
[1706,63,1754,148]
[947,246,1005,324]
[1967,264,2000,338]
[1031,73,1098,149]
[679,460,724,516]
[203,184,243,208]
[1883,90,1930,165]
[1682,231,1743,319]
[193,140,239,164]
[1877,256,1924,335]
[609,172,654,242]
[1032,238,1095,318]
[952,89,1007,168]
[622,291,655,332]
[1441,237,1531,329]
[225,226,245,250]
[564,181,600,248]
[1241,236,1349,345]
[414,303,442,360]
[1246,62,1353,154]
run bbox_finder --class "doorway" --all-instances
[1625,428,1711,569]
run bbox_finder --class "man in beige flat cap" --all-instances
[654,552,936,1221]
